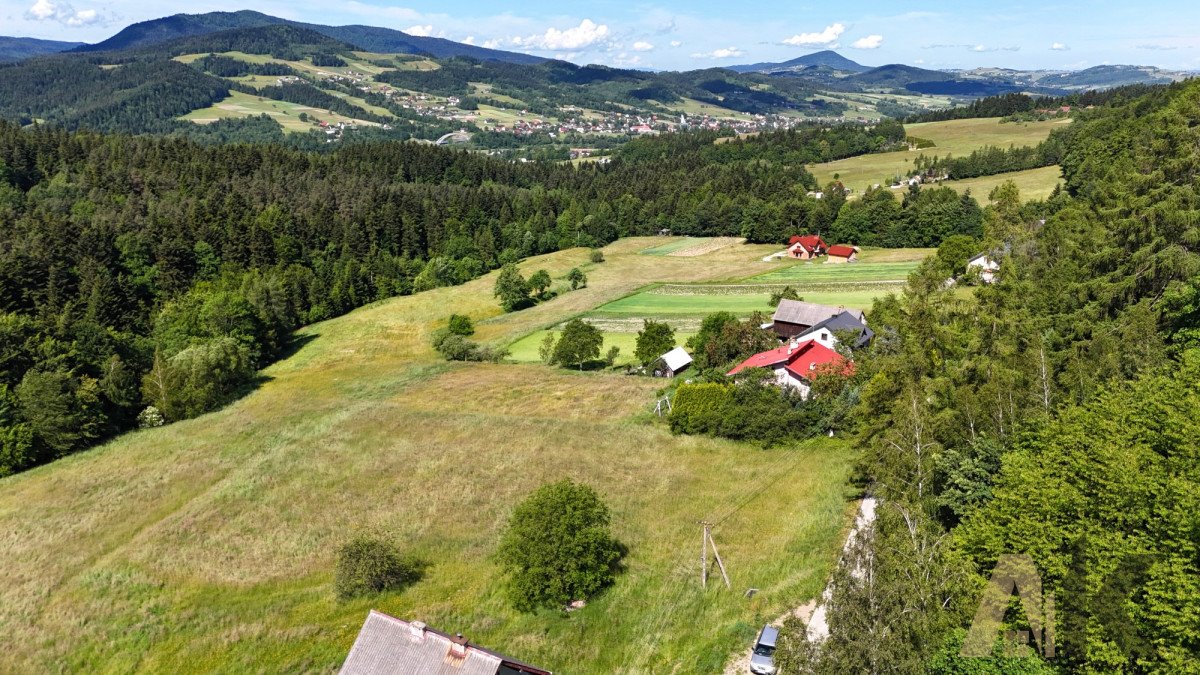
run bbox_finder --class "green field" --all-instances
[180,90,381,132]
[940,164,1064,202]
[0,238,859,673]
[507,328,698,366]
[639,237,707,255]
[751,260,922,283]
[809,117,1071,195]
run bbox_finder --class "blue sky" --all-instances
[6,0,1200,71]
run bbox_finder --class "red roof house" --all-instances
[727,339,851,398]
[787,235,828,260]
[826,245,859,263]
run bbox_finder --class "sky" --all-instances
[5,0,1200,71]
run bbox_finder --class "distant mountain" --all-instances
[729,50,869,74]
[955,64,1191,91]
[0,36,83,62]
[74,10,546,64]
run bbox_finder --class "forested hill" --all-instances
[72,9,546,64]
[776,80,1200,672]
[0,119,989,477]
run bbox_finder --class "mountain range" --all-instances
[0,36,84,62]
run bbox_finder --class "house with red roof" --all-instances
[787,234,828,260]
[826,244,859,263]
[726,339,851,399]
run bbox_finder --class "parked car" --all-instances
[750,624,778,675]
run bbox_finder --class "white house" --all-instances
[967,253,1000,284]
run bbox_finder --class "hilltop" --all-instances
[0,36,83,61]
[728,50,871,74]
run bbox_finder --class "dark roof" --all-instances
[341,611,552,675]
[772,299,864,328]
[801,311,874,349]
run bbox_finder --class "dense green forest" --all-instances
[776,80,1200,673]
[0,120,986,476]
[906,84,1162,123]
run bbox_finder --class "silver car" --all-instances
[750,624,778,675]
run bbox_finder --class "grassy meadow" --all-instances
[939,164,1063,202]
[0,238,862,673]
[809,116,1070,195]
[180,90,381,131]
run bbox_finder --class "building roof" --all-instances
[826,245,857,258]
[657,346,692,372]
[341,611,551,675]
[726,339,849,380]
[787,234,827,252]
[799,311,875,349]
[772,299,865,328]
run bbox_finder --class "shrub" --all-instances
[433,333,509,363]
[447,314,475,337]
[669,382,734,435]
[567,267,587,290]
[334,536,422,600]
[498,480,624,611]
[589,249,605,263]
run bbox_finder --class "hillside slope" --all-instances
[0,36,83,61]
[0,239,856,673]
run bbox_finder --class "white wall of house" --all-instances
[772,366,812,399]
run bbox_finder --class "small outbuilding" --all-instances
[967,253,1000,284]
[653,346,692,378]
[825,245,859,263]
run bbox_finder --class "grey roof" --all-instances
[800,311,875,349]
[658,346,692,372]
[772,299,864,328]
[341,611,551,675]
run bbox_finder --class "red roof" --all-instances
[787,234,828,252]
[727,339,851,381]
[827,245,856,258]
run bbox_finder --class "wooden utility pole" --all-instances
[699,521,730,589]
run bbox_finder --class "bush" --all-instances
[498,480,624,611]
[334,536,423,600]
[567,267,587,290]
[447,314,475,336]
[669,382,734,435]
[433,333,509,363]
[590,249,605,263]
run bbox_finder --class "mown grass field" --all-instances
[940,164,1063,202]
[809,116,1071,195]
[507,329,698,366]
[0,238,859,673]
[180,90,380,131]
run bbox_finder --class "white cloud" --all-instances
[851,34,884,50]
[670,40,683,48]
[632,41,654,52]
[405,24,433,37]
[25,0,103,26]
[1051,42,1069,51]
[513,19,610,51]
[1136,43,1178,51]
[691,46,744,59]
[783,23,845,47]
[463,35,475,45]
[482,38,503,49]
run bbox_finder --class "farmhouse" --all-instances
[967,252,1000,284]
[787,234,828,260]
[825,245,859,264]
[341,610,552,675]
[653,346,692,377]
[726,339,850,399]
[796,311,874,351]
[771,298,866,339]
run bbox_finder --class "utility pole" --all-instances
[700,521,730,589]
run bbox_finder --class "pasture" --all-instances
[940,164,1063,202]
[180,90,380,131]
[0,238,859,673]
[809,116,1070,195]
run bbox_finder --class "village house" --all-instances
[967,252,1000,284]
[825,245,859,264]
[787,235,828,260]
[652,346,692,378]
[341,611,552,675]
[770,298,866,339]
[726,339,850,399]
[795,311,874,351]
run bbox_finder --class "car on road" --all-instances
[750,624,778,675]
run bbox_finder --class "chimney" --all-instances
[449,633,469,659]
[408,621,426,640]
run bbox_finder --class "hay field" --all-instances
[0,238,858,673]
[809,116,1070,194]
